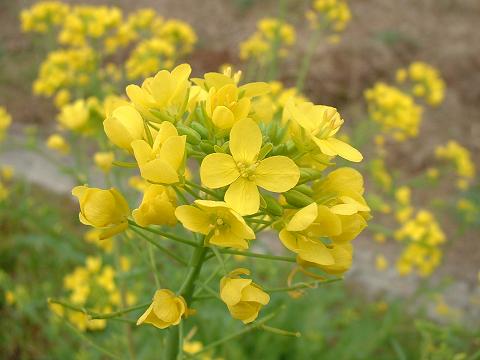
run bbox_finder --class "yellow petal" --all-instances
[229,118,262,163]
[239,82,270,98]
[286,203,317,232]
[228,302,261,324]
[131,140,153,165]
[200,153,239,188]
[231,97,251,123]
[313,138,337,157]
[330,203,358,215]
[209,230,249,249]
[240,284,270,305]
[225,177,260,216]
[175,205,211,234]
[140,158,179,184]
[326,138,363,162]
[212,106,235,129]
[308,205,342,237]
[297,237,335,265]
[278,229,298,253]
[255,156,300,192]
[220,278,252,306]
[159,135,186,171]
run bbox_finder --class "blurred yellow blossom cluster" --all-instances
[306,0,352,34]
[365,82,423,142]
[435,140,476,190]
[365,63,445,142]
[22,2,197,103]
[58,256,136,332]
[240,18,296,63]
[396,62,446,106]
[395,210,446,277]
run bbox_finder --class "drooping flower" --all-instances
[175,200,255,249]
[131,121,186,184]
[133,184,177,227]
[200,118,300,215]
[137,289,188,329]
[72,186,129,239]
[220,268,270,324]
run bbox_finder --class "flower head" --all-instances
[175,200,255,249]
[286,101,362,162]
[133,184,177,227]
[137,289,188,329]
[220,268,270,324]
[131,121,186,184]
[72,186,130,239]
[200,118,300,215]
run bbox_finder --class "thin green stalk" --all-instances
[166,243,208,360]
[184,180,221,199]
[148,243,161,288]
[55,313,122,359]
[261,325,301,337]
[48,299,150,320]
[265,277,342,293]
[218,249,296,263]
[128,220,198,247]
[185,308,282,358]
[130,226,188,266]
[296,27,322,92]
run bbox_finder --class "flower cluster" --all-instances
[435,140,476,190]
[20,1,69,33]
[69,63,369,331]
[394,210,446,277]
[58,256,136,331]
[306,0,352,34]
[396,62,446,106]
[23,2,197,101]
[364,82,423,141]
[240,18,296,63]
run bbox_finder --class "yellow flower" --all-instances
[127,63,191,121]
[72,186,130,239]
[103,105,145,152]
[286,101,363,162]
[1,165,14,181]
[133,184,177,227]
[175,200,255,249]
[46,134,70,154]
[57,99,89,131]
[200,118,299,215]
[137,289,188,329]
[279,203,341,266]
[131,121,186,184]
[375,254,388,271]
[94,152,115,173]
[220,268,270,324]
[5,290,15,305]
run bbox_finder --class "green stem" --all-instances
[166,243,208,360]
[130,226,188,266]
[184,180,221,199]
[296,27,322,92]
[218,249,296,263]
[128,220,198,247]
[265,277,342,293]
[48,298,149,319]
[261,325,301,337]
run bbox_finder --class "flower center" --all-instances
[236,161,259,181]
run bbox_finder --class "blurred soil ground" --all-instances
[1,0,480,322]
